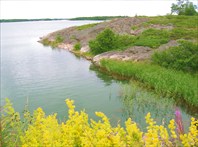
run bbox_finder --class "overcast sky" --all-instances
[0,0,195,19]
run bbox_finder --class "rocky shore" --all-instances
[39,17,180,65]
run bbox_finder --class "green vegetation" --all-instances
[89,28,135,54]
[135,15,198,41]
[170,28,197,40]
[42,34,64,48]
[171,0,198,16]
[55,34,64,43]
[131,25,139,30]
[76,23,98,30]
[88,15,198,54]
[1,99,197,146]
[147,15,197,28]
[73,42,81,50]
[152,41,198,72]
[134,28,170,48]
[0,18,66,23]
[99,59,198,107]
[69,16,128,20]
[89,29,117,54]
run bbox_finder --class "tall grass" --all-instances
[100,59,198,107]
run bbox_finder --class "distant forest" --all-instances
[0,18,66,23]
[0,16,128,23]
[69,16,128,20]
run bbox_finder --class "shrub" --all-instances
[170,28,198,40]
[152,41,198,72]
[89,28,118,54]
[116,34,135,50]
[1,99,198,146]
[89,28,135,54]
[134,28,170,48]
[73,42,81,51]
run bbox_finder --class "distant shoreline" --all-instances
[0,18,67,23]
[0,16,128,23]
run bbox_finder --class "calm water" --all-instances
[1,20,193,129]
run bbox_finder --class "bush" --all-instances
[152,41,198,72]
[170,28,198,40]
[89,28,135,54]
[73,42,81,50]
[134,28,170,48]
[1,99,198,146]
[89,28,118,54]
[116,34,135,49]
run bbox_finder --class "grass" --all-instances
[143,15,198,41]
[118,83,189,130]
[76,23,99,30]
[170,28,198,40]
[42,34,64,48]
[134,28,170,48]
[99,59,198,107]
[147,15,198,28]
[132,15,198,48]
[73,42,81,51]
[89,15,197,53]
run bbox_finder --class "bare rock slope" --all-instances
[40,17,178,63]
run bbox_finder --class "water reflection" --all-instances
[90,64,116,86]
[2,20,196,131]
[118,83,194,131]
[90,64,193,130]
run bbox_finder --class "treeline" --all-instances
[0,16,128,23]
[0,18,67,23]
[69,16,128,20]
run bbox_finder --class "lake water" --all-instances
[1,20,193,129]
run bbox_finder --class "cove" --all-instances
[1,20,194,130]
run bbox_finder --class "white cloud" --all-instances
[0,0,174,19]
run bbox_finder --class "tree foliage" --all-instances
[171,0,197,15]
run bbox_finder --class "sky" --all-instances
[0,0,195,19]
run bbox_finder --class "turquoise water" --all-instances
[1,20,194,129]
